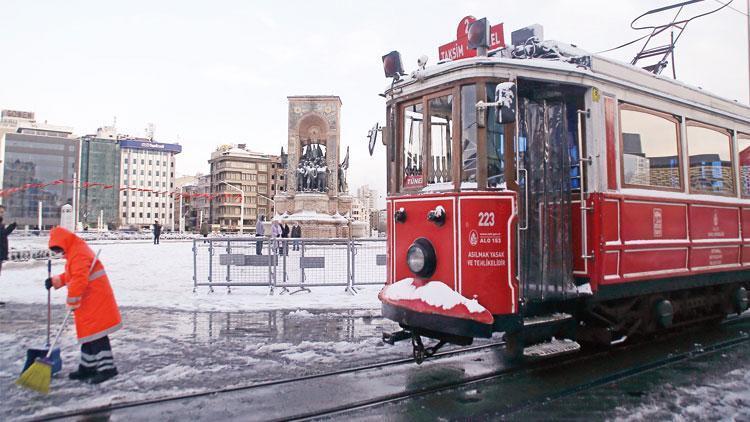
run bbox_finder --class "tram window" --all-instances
[620,105,681,190]
[739,134,750,197]
[686,123,734,195]
[486,83,505,188]
[428,95,453,184]
[461,85,477,182]
[402,103,424,188]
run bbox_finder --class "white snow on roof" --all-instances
[381,277,487,314]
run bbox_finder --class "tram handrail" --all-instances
[577,108,594,261]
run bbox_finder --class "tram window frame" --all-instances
[399,99,426,191]
[426,90,456,185]
[739,133,750,198]
[618,102,683,192]
[685,120,735,197]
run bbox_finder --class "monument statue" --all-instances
[272,96,367,237]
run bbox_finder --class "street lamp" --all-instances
[218,181,245,234]
[257,193,276,216]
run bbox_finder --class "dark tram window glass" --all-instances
[739,133,750,197]
[461,85,477,183]
[486,83,505,188]
[620,105,681,190]
[686,123,734,195]
[428,95,453,184]
[402,103,424,189]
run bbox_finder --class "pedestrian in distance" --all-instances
[281,222,290,256]
[200,220,210,244]
[0,205,17,277]
[45,227,122,384]
[152,220,162,245]
[255,215,265,255]
[271,220,283,255]
[291,223,301,251]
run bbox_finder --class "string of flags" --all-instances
[0,179,242,201]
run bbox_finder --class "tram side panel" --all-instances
[591,193,747,288]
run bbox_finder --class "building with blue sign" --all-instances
[118,137,182,229]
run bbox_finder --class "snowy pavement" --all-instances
[0,241,382,311]
[0,240,392,420]
[1,305,407,421]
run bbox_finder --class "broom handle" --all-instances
[47,258,52,346]
[45,249,101,359]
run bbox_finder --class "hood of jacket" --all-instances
[49,226,81,253]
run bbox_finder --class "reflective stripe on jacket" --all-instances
[49,227,122,343]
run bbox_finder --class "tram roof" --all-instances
[386,44,750,125]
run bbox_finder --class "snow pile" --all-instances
[381,278,487,314]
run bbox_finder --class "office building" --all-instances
[2,125,77,228]
[118,138,182,229]
[209,144,282,232]
[78,127,121,229]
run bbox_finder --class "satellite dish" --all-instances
[367,122,380,156]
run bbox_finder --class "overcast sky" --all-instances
[2,0,747,204]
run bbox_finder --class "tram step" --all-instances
[524,337,581,359]
[523,312,573,327]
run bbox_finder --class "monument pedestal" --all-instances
[273,193,365,238]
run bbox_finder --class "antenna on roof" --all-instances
[629,0,732,78]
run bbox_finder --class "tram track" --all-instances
[30,340,506,421]
[31,315,750,421]
[321,314,750,421]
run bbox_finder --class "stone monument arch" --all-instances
[273,95,366,237]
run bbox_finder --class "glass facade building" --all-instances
[2,130,78,228]
[79,136,121,228]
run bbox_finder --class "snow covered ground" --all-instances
[0,239,395,420]
[0,305,409,421]
[0,241,382,311]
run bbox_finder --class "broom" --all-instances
[16,250,101,394]
[15,309,72,394]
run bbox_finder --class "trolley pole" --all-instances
[747,0,749,104]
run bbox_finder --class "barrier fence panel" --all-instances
[193,237,387,294]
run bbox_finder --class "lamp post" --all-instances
[219,181,245,234]
[257,193,276,216]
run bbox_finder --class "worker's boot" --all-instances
[68,365,96,381]
[87,368,118,384]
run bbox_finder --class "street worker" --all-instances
[45,227,122,384]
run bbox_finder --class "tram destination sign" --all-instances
[438,16,505,61]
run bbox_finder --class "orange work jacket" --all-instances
[49,227,122,343]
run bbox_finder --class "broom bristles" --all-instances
[15,359,53,394]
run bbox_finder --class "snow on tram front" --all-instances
[371,16,750,363]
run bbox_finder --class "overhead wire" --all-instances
[594,0,735,54]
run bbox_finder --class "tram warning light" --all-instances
[467,18,490,50]
[382,51,405,79]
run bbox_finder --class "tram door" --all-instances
[517,94,577,301]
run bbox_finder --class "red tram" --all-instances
[375,18,750,362]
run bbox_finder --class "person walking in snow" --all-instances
[152,220,162,245]
[45,227,121,384]
[255,215,265,255]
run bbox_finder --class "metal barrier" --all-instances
[193,237,387,294]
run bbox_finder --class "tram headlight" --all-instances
[406,238,437,279]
